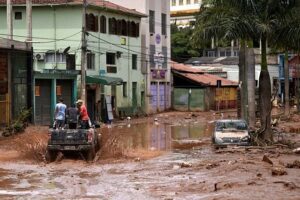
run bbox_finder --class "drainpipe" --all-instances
[7,0,13,40]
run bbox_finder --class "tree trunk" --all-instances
[284,51,290,116]
[239,41,248,121]
[258,37,272,142]
[246,47,256,128]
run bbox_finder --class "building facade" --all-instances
[109,0,172,114]
[0,0,146,124]
[170,0,201,28]
[0,38,32,126]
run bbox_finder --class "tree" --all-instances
[192,0,300,143]
[171,24,201,63]
[272,2,300,116]
[192,0,256,128]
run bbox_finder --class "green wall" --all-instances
[173,88,205,111]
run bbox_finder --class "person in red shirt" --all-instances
[76,99,90,129]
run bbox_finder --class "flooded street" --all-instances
[0,111,299,199]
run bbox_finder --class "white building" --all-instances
[109,0,172,114]
[170,0,202,28]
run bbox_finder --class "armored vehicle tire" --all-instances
[86,146,96,161]
[45,150,58,162]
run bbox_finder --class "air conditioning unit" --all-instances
[34,53,45,61]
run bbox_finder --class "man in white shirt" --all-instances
[54,98,67,129]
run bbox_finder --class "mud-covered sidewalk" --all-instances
[0,111,299,199]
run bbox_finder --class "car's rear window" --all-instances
[216,121,247,131]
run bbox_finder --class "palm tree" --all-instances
[193,0,300,143]
[192,0,256,128]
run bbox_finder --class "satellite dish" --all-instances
[63,46,71,54]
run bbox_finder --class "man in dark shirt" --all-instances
[66,104,79,129]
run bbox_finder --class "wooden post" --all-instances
[7,0,13,40]
[81,0,87,102]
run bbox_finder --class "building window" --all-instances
[87,53,95,70]
[106,52,116,65]
[123,82,127,97]
[117,20,122,35]
[56,85,62,96]
[194,0,199,4]
[161,13,167,36]
[100,15,107,33]
[162,46,168,68]
[35,86,40,96]
[132,54,137,70]
[86,13,98,32]
[172,0,176,6]
[187,0,191,4]
[15,12,22,20]
[149,10,155,33]
[66,54,76,70]
[106,52,117,73]
[45,53,66,63]
[109,18,117,35]
[149,45,156,68]
[179,0,183,5]
[121,20,128,36]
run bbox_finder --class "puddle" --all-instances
[101,121,210,158]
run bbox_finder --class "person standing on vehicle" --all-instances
[54,98,67,129]
[76,99,90,129]
[66,103,79,129]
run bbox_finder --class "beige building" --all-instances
[170,0,201,28]
[109,0,172,114]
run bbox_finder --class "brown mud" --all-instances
[0,110,299,199]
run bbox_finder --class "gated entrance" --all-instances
[35,79,51,125]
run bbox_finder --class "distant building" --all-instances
[109,0,172,114]
[170,0,201,28]
[185,54,279,91]
[171,62,238,111]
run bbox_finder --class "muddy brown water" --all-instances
[99,121,212,159]
[0,118,300,199]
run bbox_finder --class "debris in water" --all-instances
[293,148,300,154]
[180,162,192,168]
[271,167,287,176]
[262,155,273,165]
[206,163,220,169]
[286,160,300,169]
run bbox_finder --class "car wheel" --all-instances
[45,150,57,163]
[86,146,96,161]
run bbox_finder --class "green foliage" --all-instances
[171,24,201,63]
[4,108,31,136]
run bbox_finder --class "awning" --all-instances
[86,75,123,85]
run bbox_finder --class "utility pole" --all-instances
[81,0,87,102]
[7,0,13,40]
[26,0,32,42]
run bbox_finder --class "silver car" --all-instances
[212,119,251,148]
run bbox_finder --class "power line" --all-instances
[0,31,82,43]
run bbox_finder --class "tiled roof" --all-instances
[171,62,204,73]
[0,0,146,17]
[175,72,238,87]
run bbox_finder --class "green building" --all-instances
[0,0,146,124]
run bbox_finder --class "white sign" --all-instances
[154,52,164,68]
